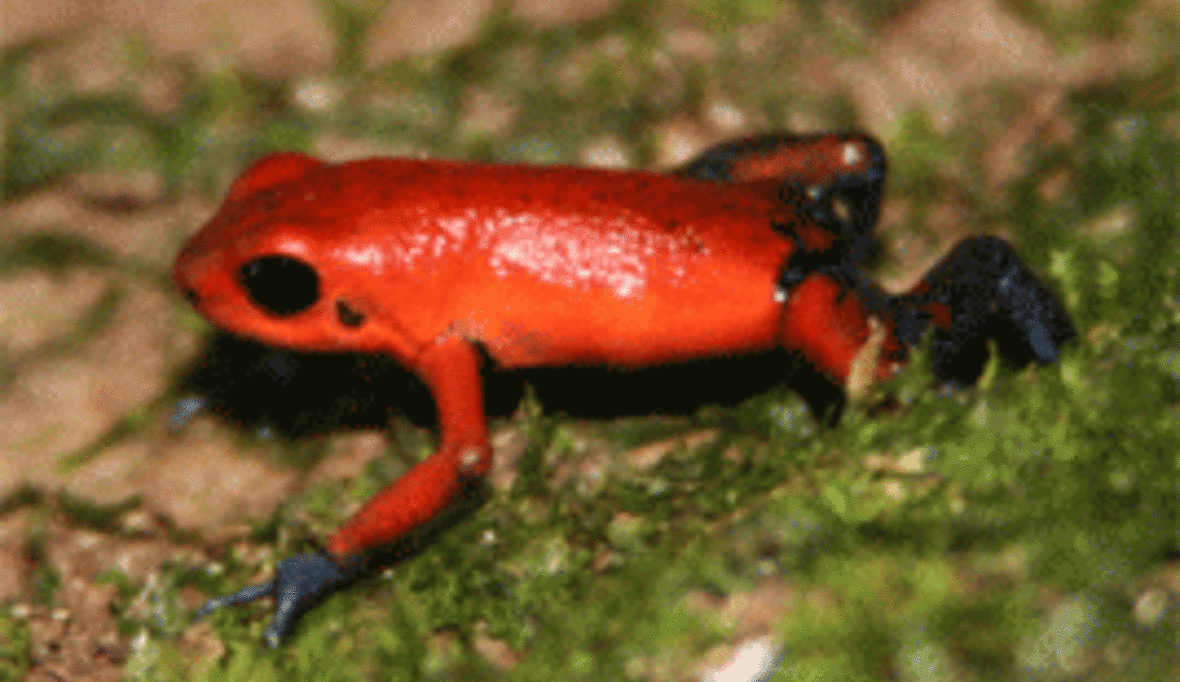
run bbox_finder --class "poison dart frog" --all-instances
[174,132,1076,647]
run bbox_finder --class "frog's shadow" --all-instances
[176,332,845,440]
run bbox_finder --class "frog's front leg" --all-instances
[889,235,1077,386]
[196,336,492,647]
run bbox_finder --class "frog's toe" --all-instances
[195,580,275,620]
[994,262,1077,366]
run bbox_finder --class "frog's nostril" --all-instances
[181,287,199,305]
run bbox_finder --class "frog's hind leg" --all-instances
[674,131,887,266]
[888,235,1077,387]
[774,266,898,427]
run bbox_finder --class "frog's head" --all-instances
[173,152,404,357]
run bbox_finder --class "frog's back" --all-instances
[319,159,798,366]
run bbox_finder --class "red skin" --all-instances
[173,141,892,561]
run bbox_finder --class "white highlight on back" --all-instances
[486,210,660,299]
[352,203,706,299]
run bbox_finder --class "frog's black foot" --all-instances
[894,235,1077,387]
[196,552,361,649]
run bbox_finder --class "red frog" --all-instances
[175,132,1075,646]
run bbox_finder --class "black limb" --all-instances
[195,551,362,649]
[891,236,1077,387]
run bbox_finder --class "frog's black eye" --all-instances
[239,256,319,316]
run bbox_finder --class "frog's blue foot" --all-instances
[894,235,1077,386]
[196,552,361,649]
